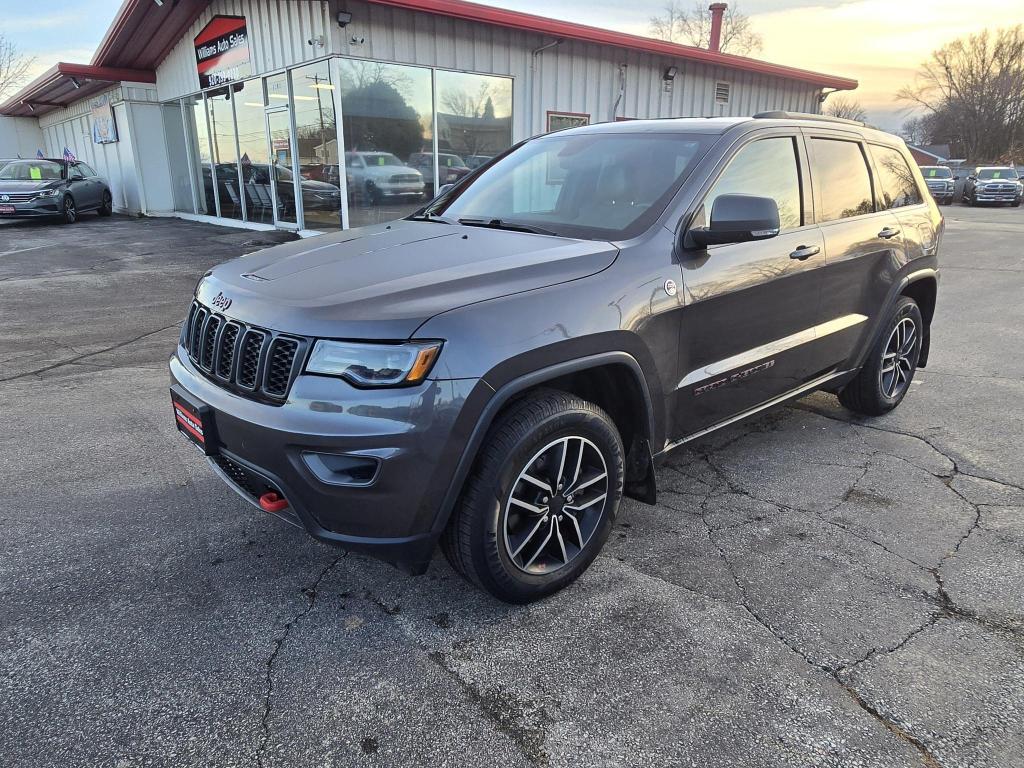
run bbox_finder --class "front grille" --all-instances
[390,173,420,184]
[183,301,307,403]
[1,192,38,202]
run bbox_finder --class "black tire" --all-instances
[1012,200,1021,208]
[442,389,624,603]
[61,196,77,224]
[838,296,923,417]
[968,194,978,207]
[366,182,382,206]
[98,190,112,217]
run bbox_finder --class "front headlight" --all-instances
[37,188,60,197]
[306,340,442,387]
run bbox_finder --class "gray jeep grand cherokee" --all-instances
[170,112,941,603]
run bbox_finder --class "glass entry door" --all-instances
[266,109,298,226]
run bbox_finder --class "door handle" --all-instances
[789,245,820,261]
[878,227,901,239]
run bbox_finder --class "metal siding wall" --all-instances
[155,0,825,132]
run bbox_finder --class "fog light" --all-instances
[302,451,381,487]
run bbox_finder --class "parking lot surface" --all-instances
[1,207,1022,767]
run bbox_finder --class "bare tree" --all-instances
[0,34,35,102]
[898,25,1024,160]
[824,96,867,123]
[649,2,762,56]
[900,116,928,145]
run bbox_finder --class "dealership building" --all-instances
[0,0,856,235]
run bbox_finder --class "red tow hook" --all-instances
[259,491,289,513]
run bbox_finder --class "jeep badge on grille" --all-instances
[211,292,232,311]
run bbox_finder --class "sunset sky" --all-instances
[6,0,1024,131]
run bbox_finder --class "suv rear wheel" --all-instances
[839,296,923,416]
[442,390,624,603]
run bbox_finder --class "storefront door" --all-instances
[266,109,299,227]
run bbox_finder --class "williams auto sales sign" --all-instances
[194,16,251,89]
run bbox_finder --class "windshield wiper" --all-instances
[408,212,457,224]
[457,218,558,236]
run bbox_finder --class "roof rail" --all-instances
[753,110,864,127]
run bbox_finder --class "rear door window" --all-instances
[869,145,923,209]
[810,138,874,222]
[701,137,803,230]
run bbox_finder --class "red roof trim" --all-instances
[369,0,858,90]
[0,63,156,117]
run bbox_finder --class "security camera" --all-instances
[307,35,325,47]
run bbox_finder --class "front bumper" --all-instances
[972,187,1022,202]
[170,349,488,571]
[0,199,61,217]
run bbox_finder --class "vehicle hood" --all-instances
[300,178,340,192]
[197,220,618,339]
[0,180,63,193]
[362,165,422,180]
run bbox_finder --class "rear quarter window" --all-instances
[869,145,923,209]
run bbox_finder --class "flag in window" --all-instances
[63,147,77,163]
[36,149,45,159]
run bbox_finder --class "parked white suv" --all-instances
[344,152,425,204]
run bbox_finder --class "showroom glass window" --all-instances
[233,78,273,224]
[700,137,803,231]
[184,94,213,215]
[206,87,242,220]
[810,138,875,221]
[292,60,342,232]
[869,144,923,209]
[434,70,513,191]
[339,59,433,228]
[162,102,194,213]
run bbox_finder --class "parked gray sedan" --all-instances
[0,158,113,223]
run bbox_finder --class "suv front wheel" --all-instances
[839,296,923,416]
[442,390,624,603]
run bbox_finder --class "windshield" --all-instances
[0,160,63,181]
[923,167,952,179]
[361,153,403,167]
[978,168,1019,180]
[425,132,712,240]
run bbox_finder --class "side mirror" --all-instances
[953,175,960,181]
[690,194,781,248]
[968,175,976,181]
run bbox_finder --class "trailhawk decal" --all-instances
[694,360,775,397]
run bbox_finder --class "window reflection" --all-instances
[811,139,875,222]
[292,60,343,231]
[340,60,432,228]
[184,94,212,215]
[436,70,512,180]
[702,138,802,230]
[207,87,242,220]
[163,102,194,213]
[234,79,273,224]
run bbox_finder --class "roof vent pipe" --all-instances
[708,3,727,52]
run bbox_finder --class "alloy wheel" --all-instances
[880,317,917,398]
[502,435,609,575]
[64,198,76,222]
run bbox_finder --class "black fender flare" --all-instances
[851,266,939,374]
[429,351,658,538]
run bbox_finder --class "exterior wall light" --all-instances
[337,11,353,27]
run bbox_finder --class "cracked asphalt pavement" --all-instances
[1,208,1022,767]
